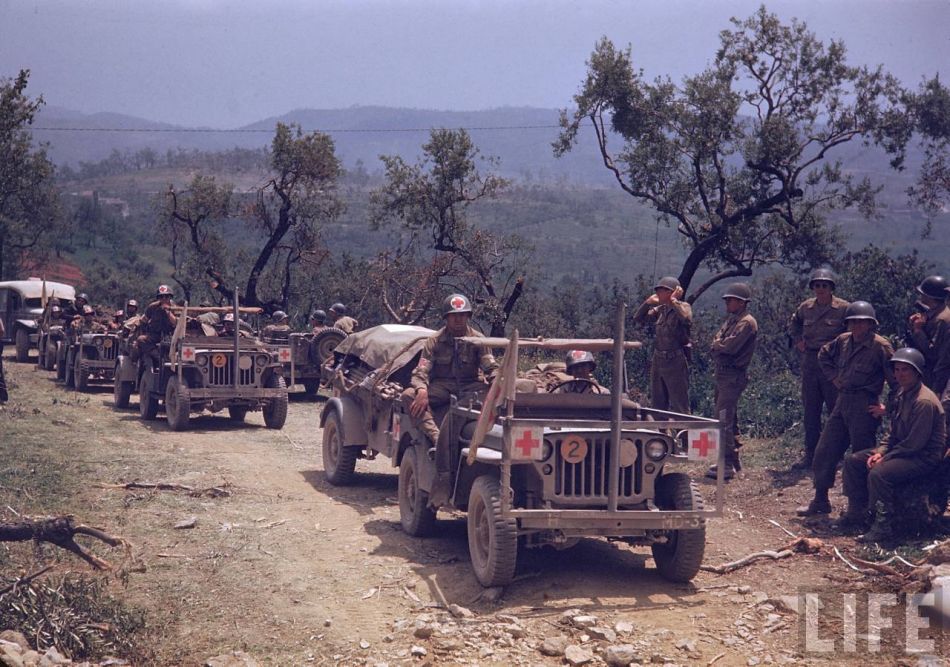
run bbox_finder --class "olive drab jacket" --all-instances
[874,381,946,463]
[818,332,896,398]
[788,296,849,351]
[333,316,359,334]
[909,303,950,391]
[710,310,758,373]
[633,299,692,353]
[410,325,499,394]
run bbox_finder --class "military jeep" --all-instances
[264,328,347,395]
[134,305,289,431]
[320,310,725,586]
[64,330,120,391]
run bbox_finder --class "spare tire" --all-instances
[310,328,347,365]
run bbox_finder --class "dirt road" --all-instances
[1,358,944,666]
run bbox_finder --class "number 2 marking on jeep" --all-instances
[560,435,588,464]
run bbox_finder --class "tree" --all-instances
[0,70,61,279]
[908,76,950,219]
[160,123,344,309]
[371,128,528,336]
[555,7,915,302]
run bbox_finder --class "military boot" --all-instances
[796,489,832,516]
[857,502,896,545]
[704,464,736,481]
[831,501,869,534]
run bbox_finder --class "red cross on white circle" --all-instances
[450,296,466,310]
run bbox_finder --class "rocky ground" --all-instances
[0,355,947,666]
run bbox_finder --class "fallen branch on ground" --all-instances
[0,565,56,595]
[0,516,129,570]
[96,481,231,497]
[701,536,824,574]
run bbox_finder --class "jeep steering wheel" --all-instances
[547,378,604,394]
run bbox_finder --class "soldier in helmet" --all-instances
[633,276,692,413]
[408,293,499,505]
[221,312,253,338]
[558,350,608,393]
[310,310,328,334]
[80,304,109,333]
[907,275,950,392]
[137,285,178,368]
[62,292,89,321]
[787,268,850,469]
[797,301,896,517]
[707,283,758,480]
[328,303,358,334]
[125,299,139,318]
[262,310,292,342]
[837,348,946,544]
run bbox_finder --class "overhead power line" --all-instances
[29,124,562,135]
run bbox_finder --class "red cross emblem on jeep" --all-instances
[278,348,291,363]
[687,429,719,461]
[182,346,195,361]
[513,428,542,460]
[450,296,466,310]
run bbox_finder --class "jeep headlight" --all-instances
[196,355,208,367]
[256,355,268,367]
[539,439,554,462]
[644,438,669,461]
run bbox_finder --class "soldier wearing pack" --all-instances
[838,348,946,544]
[633,276,692,413]
[262,310,292,342]
[797,301,896,517]
[907,275,950,393]
[707,283,758,480]
[787,268,850,469]
[408,293,499,505]
[329,303,359,334]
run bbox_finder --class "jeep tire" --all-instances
[651,472,706,583]
[139,370,159,420]
[165,376,190,431]
[262,374,288,429]
[322,410,358,485]
[74,354,89,392]
[14,328,30,362]
[399,446,437,536]
[467,475,518,587]
[114,366,133,408]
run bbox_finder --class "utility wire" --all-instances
[29,124,562,134]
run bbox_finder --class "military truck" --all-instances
[0,279,75,362]
[131,305,289,431]
[320,310,725,586]
[264,328,347,395]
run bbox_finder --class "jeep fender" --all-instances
[14,318,38,332]
[320,396,368,446]
[115,355,137,383]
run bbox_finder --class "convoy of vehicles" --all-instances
[0,279,75,361]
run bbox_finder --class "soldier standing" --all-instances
[907,275,950,392]
[137,285,178,368]
[797,301,896,516]
[707,283,758,480]
[787,268,849,469]
[328,303,359,334]
[633,276,692,413]
[838,348,946,544]
[408,293,498,505]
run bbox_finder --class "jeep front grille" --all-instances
[203,354,258,386]
[99,340,117,361]
[552,436,642,499]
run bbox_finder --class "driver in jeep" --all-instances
[407,293,499,505]
[558,350,608,394]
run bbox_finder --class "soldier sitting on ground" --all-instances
[328,303,359,334]
[262,310,292,342]
[837,348,946,545]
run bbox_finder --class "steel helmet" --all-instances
[115,309,124,318]
[844,300,878,324]
[311,309,327,323]
[272,310,288,322]
[126,299,139,308]
[565,349,595,369]
[722,282,752,302]
[156,284,173,298]
[809,268,837,289]
[223,313,235,323]
[76,293,89,303]
[82,304,95,315]
[442,293,473,316]
[890,347,925,375]
[916,275,948,299]
[654,276,680,292]
[329,302,347,315]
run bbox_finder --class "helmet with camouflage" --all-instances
[272,310,288,323]
[844,300,878,324]
[916,275,948,300]
[155,284,173,299]
[890,347,925,376]
[565,349,596,370]
[311,309,327,324]
[654,276,680,292]
[722,282,752,302]
[442,293,473,317]
[329,302,347,315]
[809,268,836,289]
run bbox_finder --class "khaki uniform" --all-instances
[813,332,896,492]
[634,298,692,413]
[409,325,499,476]
[333,315,358,334]
[137,301,177,366]
[262,323,291,342]
[788,296,849,459]
[908,304,950,392]
[710,309,758,467]
[843,381,946,510]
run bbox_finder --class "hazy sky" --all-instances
[1,0,947,128]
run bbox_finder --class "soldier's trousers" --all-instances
[0,344,8,402]
[714,370,748,467]
[812,392,880,492]
[407,380,488,474]
[843,449,934,509]
[650,350,689,414]
[801,351,838,456]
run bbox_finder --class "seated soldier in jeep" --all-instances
[262,311,292,342]
[558,350,609,394]
[838,347,947,544]
[136,285,178,367]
